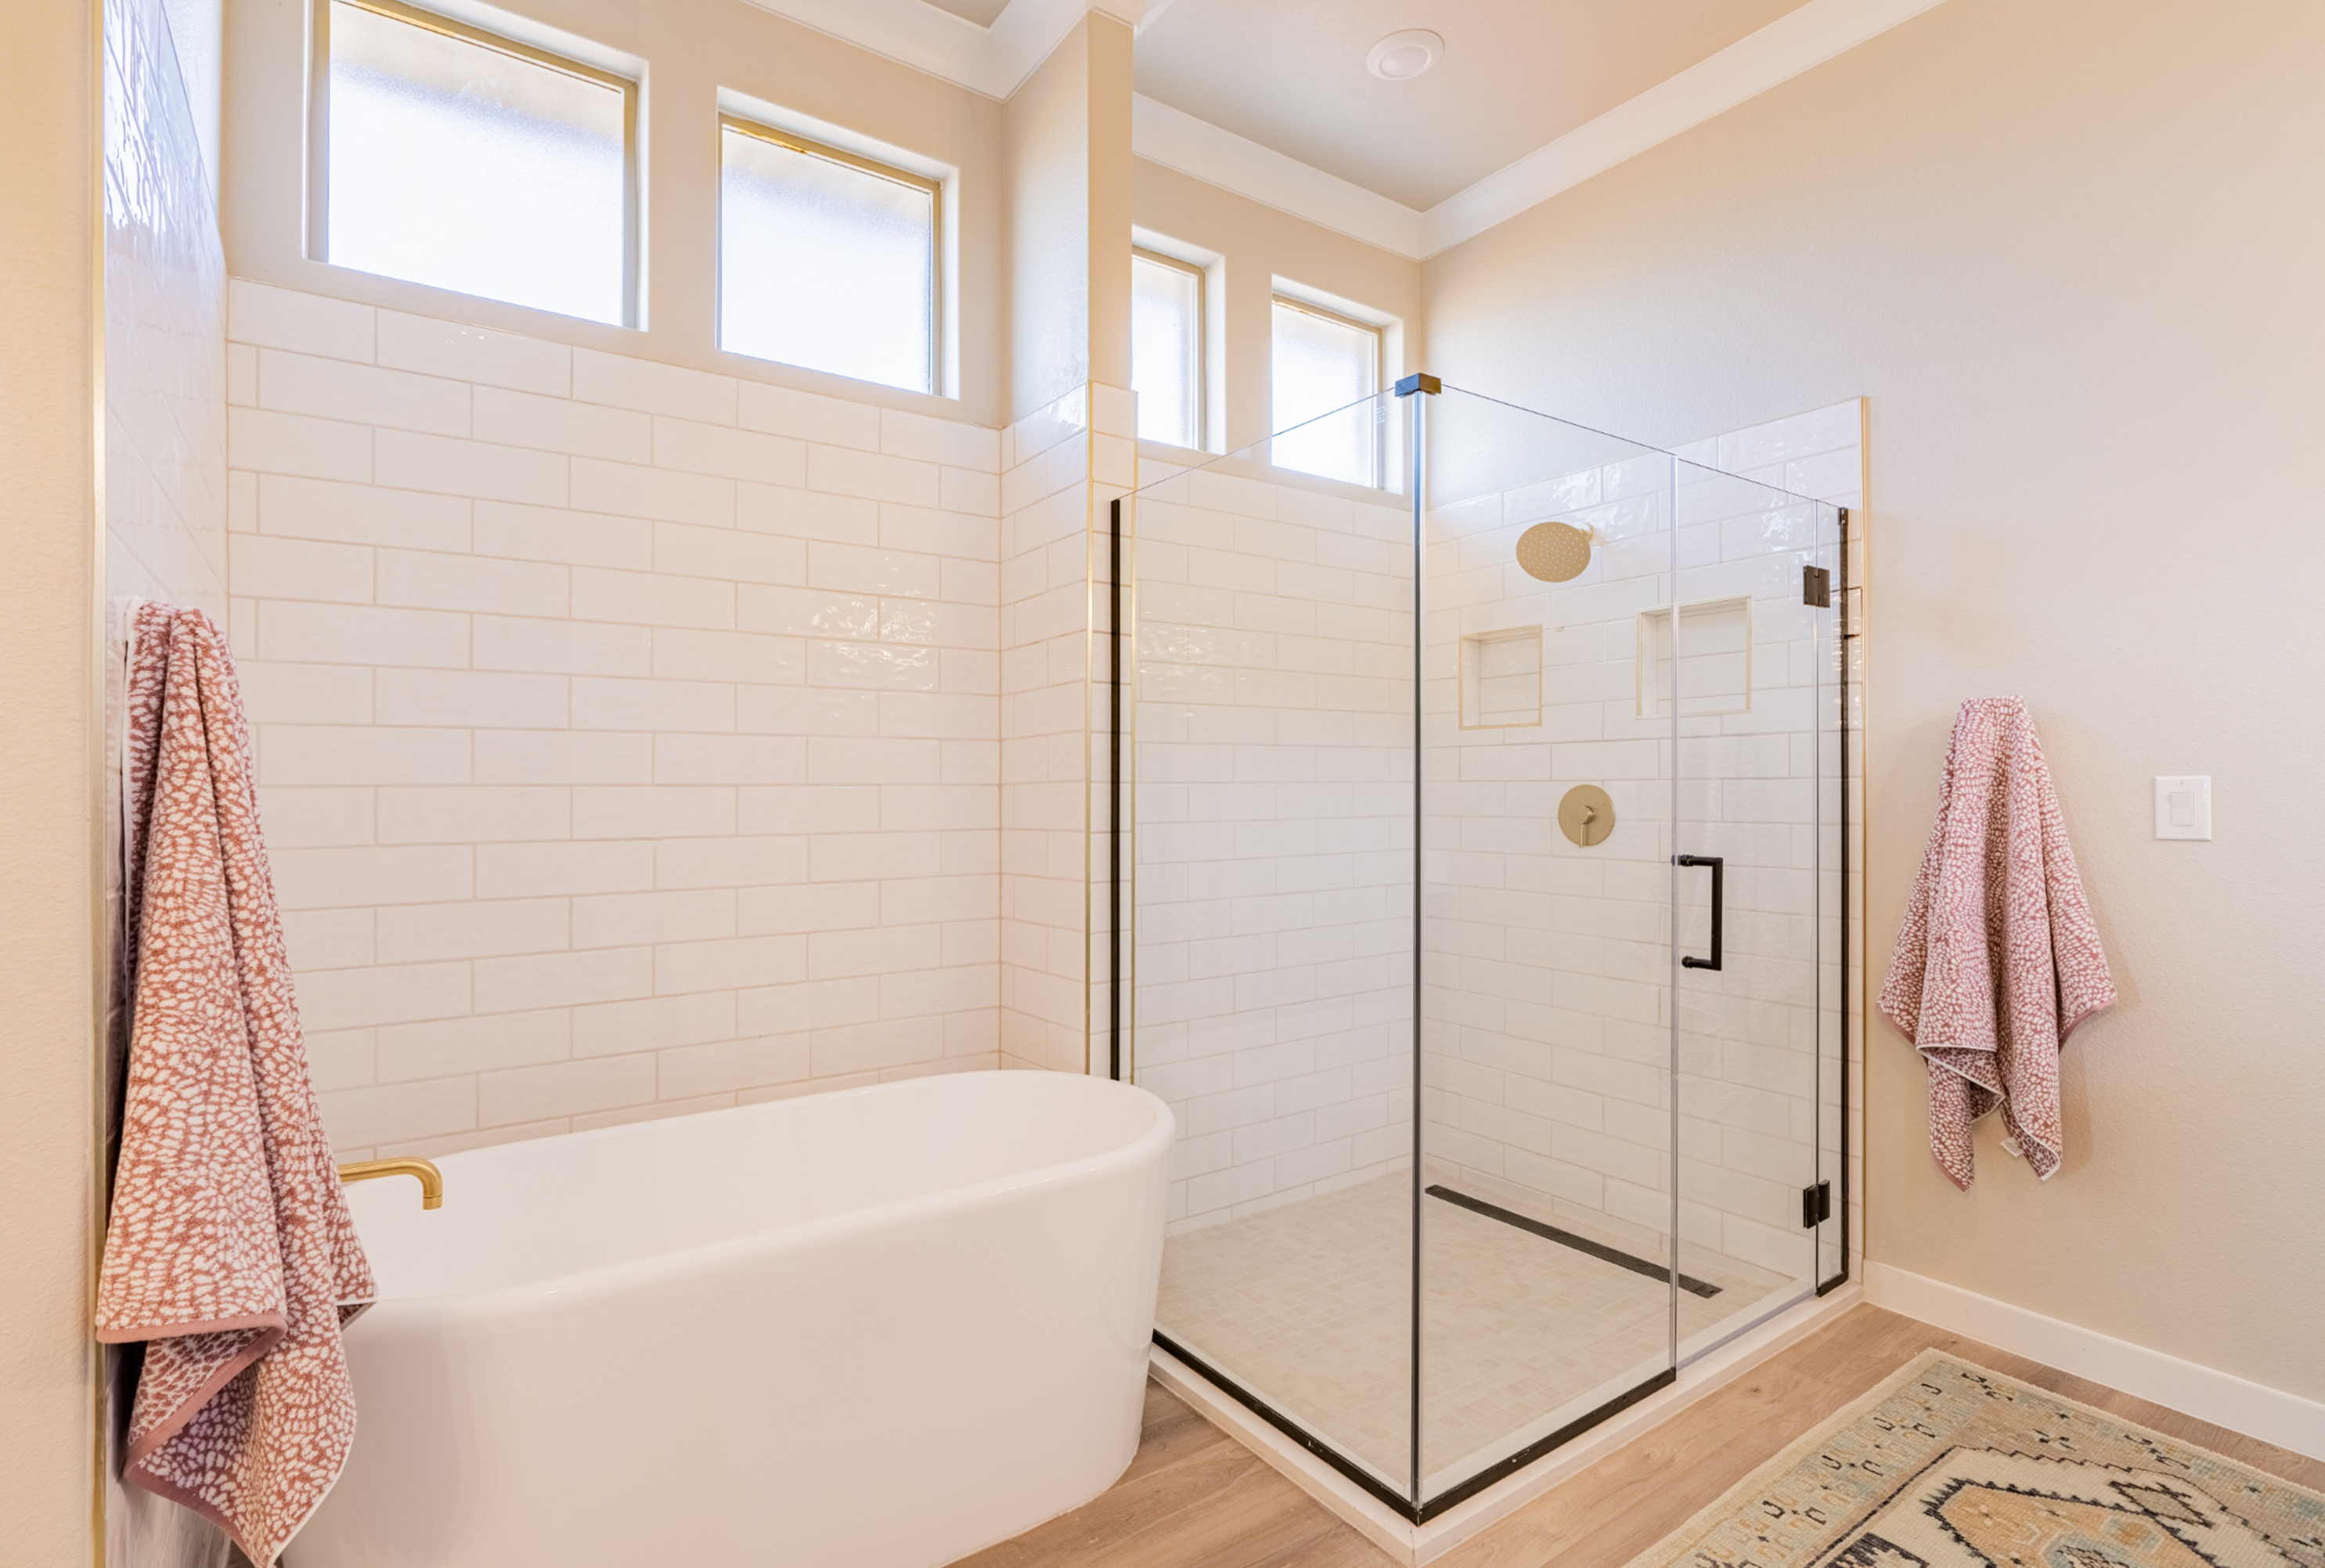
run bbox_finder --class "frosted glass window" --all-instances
[1271,297,1381,487]
[720,122,938,395]
[323,0,630,325]
[1132,251,1202,449]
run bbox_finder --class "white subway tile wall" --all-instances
[104,0,230,1163]
[1131,457,1418,1232]
[1082,387,1139,1090]
[998,384,1135,1072]
[103,0,238,1560]
[1709,402,1867,1294]
[225,282,1019,1158]
[106,16,227,624]
[1689,402,1864,1295]
[1124,402,1865,1296]
[1421,402,1865,1294]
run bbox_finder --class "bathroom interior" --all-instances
[5,0,2321,1566]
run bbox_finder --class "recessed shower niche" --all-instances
[1638,595,1754,719]
[1458,626,1543,728]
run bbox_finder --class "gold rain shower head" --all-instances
[1515,521,1595,582]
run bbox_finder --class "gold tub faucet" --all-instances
[337,1157,444,1210]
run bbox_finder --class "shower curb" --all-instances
[1149,1281,1865,1566]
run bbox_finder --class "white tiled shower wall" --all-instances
[223,280,1036,1158]
[105,0,225,622]
[103,0,232,1563]
[1421,402,1865,1285]
[999,384,1135,1072]
[1131,457,1418,1231]
[1678,403,1863,1293]
[1126,405,1864,1288]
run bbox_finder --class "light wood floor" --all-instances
[955,1305,2325,1568]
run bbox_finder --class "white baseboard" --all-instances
[1152,1284,1865,1565]
[1865,1263,2325,1462]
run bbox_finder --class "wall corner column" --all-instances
[998,10,1135,1072]
[0,0,105,1559]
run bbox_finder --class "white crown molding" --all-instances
[1132,0,1182,34]
[744,0,1940,240]
[986,0,1140,92]
[1422,0,1949,254]
[740,0,989,89]
[1866,1263,2325,1462]
[1128,0,1948,261]
[738,0,1142,99]
[1130,95,1428,258]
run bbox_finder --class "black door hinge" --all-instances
[1802,565,1832,607]
[1802,1180,1832,1228]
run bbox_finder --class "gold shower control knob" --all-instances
[1558,785,1616,847]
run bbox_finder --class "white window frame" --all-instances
[1130,244,1208,453]
[716,90,958,400]
[307,0,643,327]
[1270,287,1390,488]
[1130,226,1224,452]
[716,114,943,396]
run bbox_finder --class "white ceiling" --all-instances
[740,0,1945,254]
[1132,0,1815,211]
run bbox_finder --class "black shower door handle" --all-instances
[1674,854,1723,971]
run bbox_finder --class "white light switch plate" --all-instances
[2154,776,2211,840]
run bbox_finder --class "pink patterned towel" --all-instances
[1879,697,2115,1190]
[96,603,374,1566]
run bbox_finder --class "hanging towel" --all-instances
[1878,697,2115,1190]
[96,602,374,1567]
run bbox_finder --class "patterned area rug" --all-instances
[1628,1351,2325,1568]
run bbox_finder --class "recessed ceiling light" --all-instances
[1366,29,1444,81]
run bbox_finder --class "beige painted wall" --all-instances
[0,0,101,1559]
[1134,157,1421,452]
[1422,0,2325,1401]
[1001,13,1134,419]
[1086,20,1132,399]
[224,0,1009,424]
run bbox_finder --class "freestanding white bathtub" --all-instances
[290,1070,1173,1568]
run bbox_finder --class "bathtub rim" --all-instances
[348,1071,1175,1321]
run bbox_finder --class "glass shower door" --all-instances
[1667,456,1848,1356]
[1130,392,1419,1505]
[1123,383,1851,1522]
[1417,388,1682,1504]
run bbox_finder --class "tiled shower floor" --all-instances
[1156,1173,1797,1494]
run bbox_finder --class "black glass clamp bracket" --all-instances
[1802,1178,1833,1228]
[1393,373,1441,397]
[1674,853,1723,971]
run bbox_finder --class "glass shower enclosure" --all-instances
[1110,380,1851,1520]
